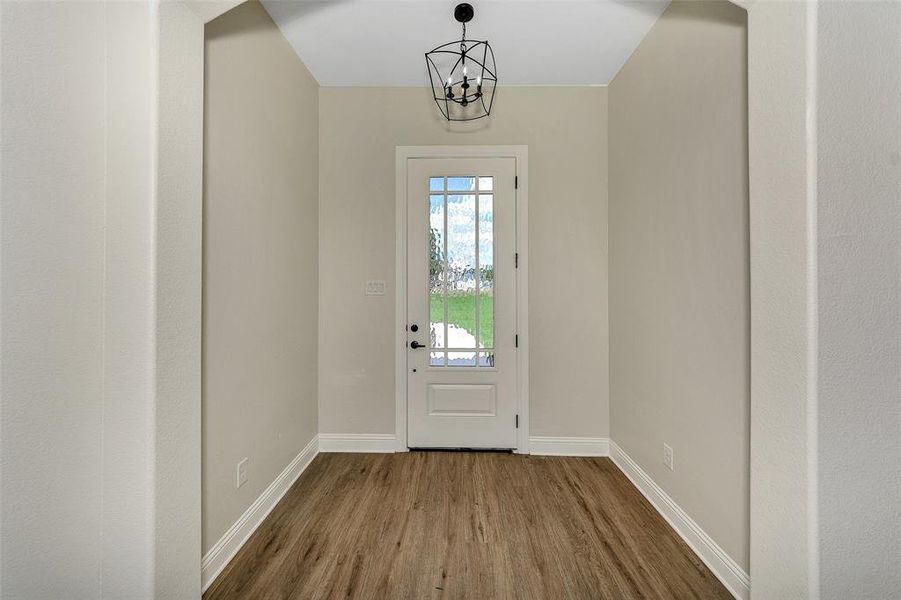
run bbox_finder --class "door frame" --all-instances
[395,146,530,453]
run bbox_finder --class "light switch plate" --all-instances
[365,280,386,296]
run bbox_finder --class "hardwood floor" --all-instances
[204,452,732,600]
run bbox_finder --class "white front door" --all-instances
[406,157,518,449]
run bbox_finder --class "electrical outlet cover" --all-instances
[236,458,248,488]
[663,444,674,471]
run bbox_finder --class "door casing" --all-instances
[395,146,530,453]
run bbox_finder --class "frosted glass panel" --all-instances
[448,351,477,367]
[479,352,495,367]
[426,175,496,368]
[478,194,494,349]
[429,194,446,348]
[447,177,475,191]
[446,194,476,358]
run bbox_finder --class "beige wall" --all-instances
[746,1,816,595]
[2,4,110,595]
[156,3,205,595]
[816,1,901,595]
[203,0,319,553]
[319,87,608,439]
[609,0,749,572]
[2,2,206,596]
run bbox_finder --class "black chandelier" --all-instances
[425,3,497,122]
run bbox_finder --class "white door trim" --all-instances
[395,146,529,453]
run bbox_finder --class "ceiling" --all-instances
[260,0,670,86]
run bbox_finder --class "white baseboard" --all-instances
[318,433,397,453]
[529,436,610,456]
[201,435,319,591]
[609,441,750,600]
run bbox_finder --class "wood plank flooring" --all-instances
[204,452,732,600]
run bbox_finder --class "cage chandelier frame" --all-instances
[425,3,497,122]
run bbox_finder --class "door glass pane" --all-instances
[448,351,477,367]
[447,176,475,191]
[426,175,495,368]
[478,194,494,349]
[446,194,477,365]
[429,194,446,348]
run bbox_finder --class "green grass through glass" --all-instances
[430,292,494,349]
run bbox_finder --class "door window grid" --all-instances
[428,176,495,367]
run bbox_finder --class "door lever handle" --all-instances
[409,340,426,349]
